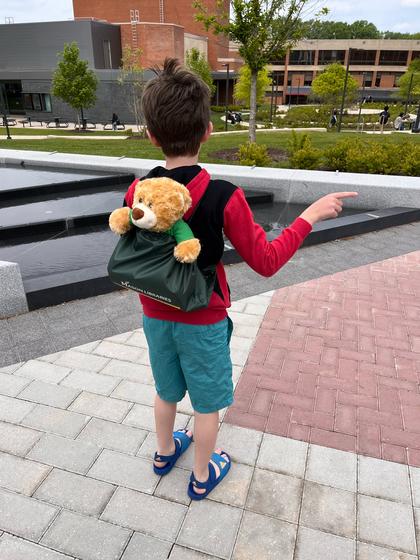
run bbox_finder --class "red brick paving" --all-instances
[225,251,420,466]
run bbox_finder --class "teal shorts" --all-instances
[142,316,233,413]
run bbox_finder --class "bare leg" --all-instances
[153,394,192,468]
[192,410,229,495]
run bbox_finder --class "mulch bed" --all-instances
[209,147,289,162]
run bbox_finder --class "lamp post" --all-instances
[270,72,275,122]
[222,63,230,132]
[274,73,279,121]
[413,101,420,133]
[0,84,12,140]
[404,72,414,115]
[357,72,366,129]
[337,48,351,133]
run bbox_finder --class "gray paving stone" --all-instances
[18,380,80,409]
[101,359,154,384]
[124,403,189,432]
[0,451,50,495]
[216,424,262,466]
[0,372,30,397]
[111,380,156,406]
[105,332,133,344]
[37,351,65,364]
[208,462,254,508]
[0,362,23,374]
[54,350,110,372]
[306,445,357,492]
[357,542,417,560]
[177,500,242,559]
[414,508,420,556]
[61,369,120,396]
[0,421,41,456]
[137,431,159,460]
[14,360,71,384]
[358,494,416,554]
[101,486,187,541]
[358,456,411,503]
[68,392,132,423]
[73,340,101,353]
[124,331,148,348]
[77,418,147,454]
[34,468,115,516]
[257,433,308,478]
[300,481,356,539]
[177,394,195,415]
[154,466,191,505]
[0,487,58,541]
[169,546,215,559]
[233,510,297,560]
[93,341,149,364]
[295,526,355,560]
[27,434,101,475]
[0,533,74,560]
[21,404,90,438]
[409,467,420,508]
[88,449,159,494]
[246,468,303,523]
[0,394,35,423]
[121,532,172,560]
[41,509,131,560]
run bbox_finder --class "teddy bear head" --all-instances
[131,177,192,232]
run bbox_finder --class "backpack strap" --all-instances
[183,169,211,223]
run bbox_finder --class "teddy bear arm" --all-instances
[109,207,132,235]
[174,238,201,263]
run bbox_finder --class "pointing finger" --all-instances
[331,192,359,199]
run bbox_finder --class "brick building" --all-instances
[72,0,229,70]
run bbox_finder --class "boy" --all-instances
[123,58,357,500]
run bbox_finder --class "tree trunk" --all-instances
[249,70,258,143]
[80,107,85,130]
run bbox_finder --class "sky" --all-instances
[0,0,420,33]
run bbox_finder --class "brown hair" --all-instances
[141,58,211,157]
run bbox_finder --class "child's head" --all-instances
[142,58,211,157]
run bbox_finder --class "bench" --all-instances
[74,121,96,130]
[18,117,43,127]
[1,117,17,126]
[103,122,125,131]
[46,118,69,128]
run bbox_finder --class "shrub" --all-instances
[288,134,323,170]
[237,142,272,167]
[210,105,244,112]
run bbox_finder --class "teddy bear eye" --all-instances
[147,202,153,209]
[137,198,142,204]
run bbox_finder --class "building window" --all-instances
[304,72,313,86]
[289,50,315,65]
[269,56,286,65]
[379,50,408,66]
[412,51,420,61]
[103,40,112,69]
[23,93,52,112]
[349,49,376,65]
[318,50,345,65]
[271,71,284,86]
[375,72,401,88]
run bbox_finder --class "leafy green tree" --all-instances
[304,19,380,39]
[383,31,420,39]
[398,59,420,103]
[186,48,216,95]
[118,45,145,134]
[194,0,327,143]
[349,20,380,39]
[52,42,97,128]
[234,64,271,106]
[311,63,358,108]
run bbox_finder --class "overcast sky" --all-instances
[1,0,420,33]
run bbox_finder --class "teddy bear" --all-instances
[109,177,201,264]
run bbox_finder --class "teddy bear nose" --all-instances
[132,208,144,220]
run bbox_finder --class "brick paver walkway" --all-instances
[226,251,420,467]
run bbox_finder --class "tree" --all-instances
[348,20,380,39]
[304,19,381,39]
[194,0,327,143]
[186,48,216,95]
[311,63,358,108]
[398,59,420,104]
[234,64,271,106]
[52,42,97,128]
[118,46,145,134]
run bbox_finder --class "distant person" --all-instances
[394,112,405,131]
[329,109,337,129]
[379,106,390,133]
[234,112,242,123]
[226,110,235,125]
[367,95,373,103]
[111,113,120,130]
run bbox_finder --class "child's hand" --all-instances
[299,192,358,226]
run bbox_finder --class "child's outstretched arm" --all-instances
[223,190,358,277]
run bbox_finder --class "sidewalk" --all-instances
[0,250,419,559]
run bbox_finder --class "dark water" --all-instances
[0,164,112,190]
[0,190,125,228]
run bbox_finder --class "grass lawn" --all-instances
[1,130,419,168]
[0,127,129,136]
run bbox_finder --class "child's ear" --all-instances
[146,129,161,147]
[200,122,213,144]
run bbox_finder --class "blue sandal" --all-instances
[153,429,193,476]
[188,450,231,501]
